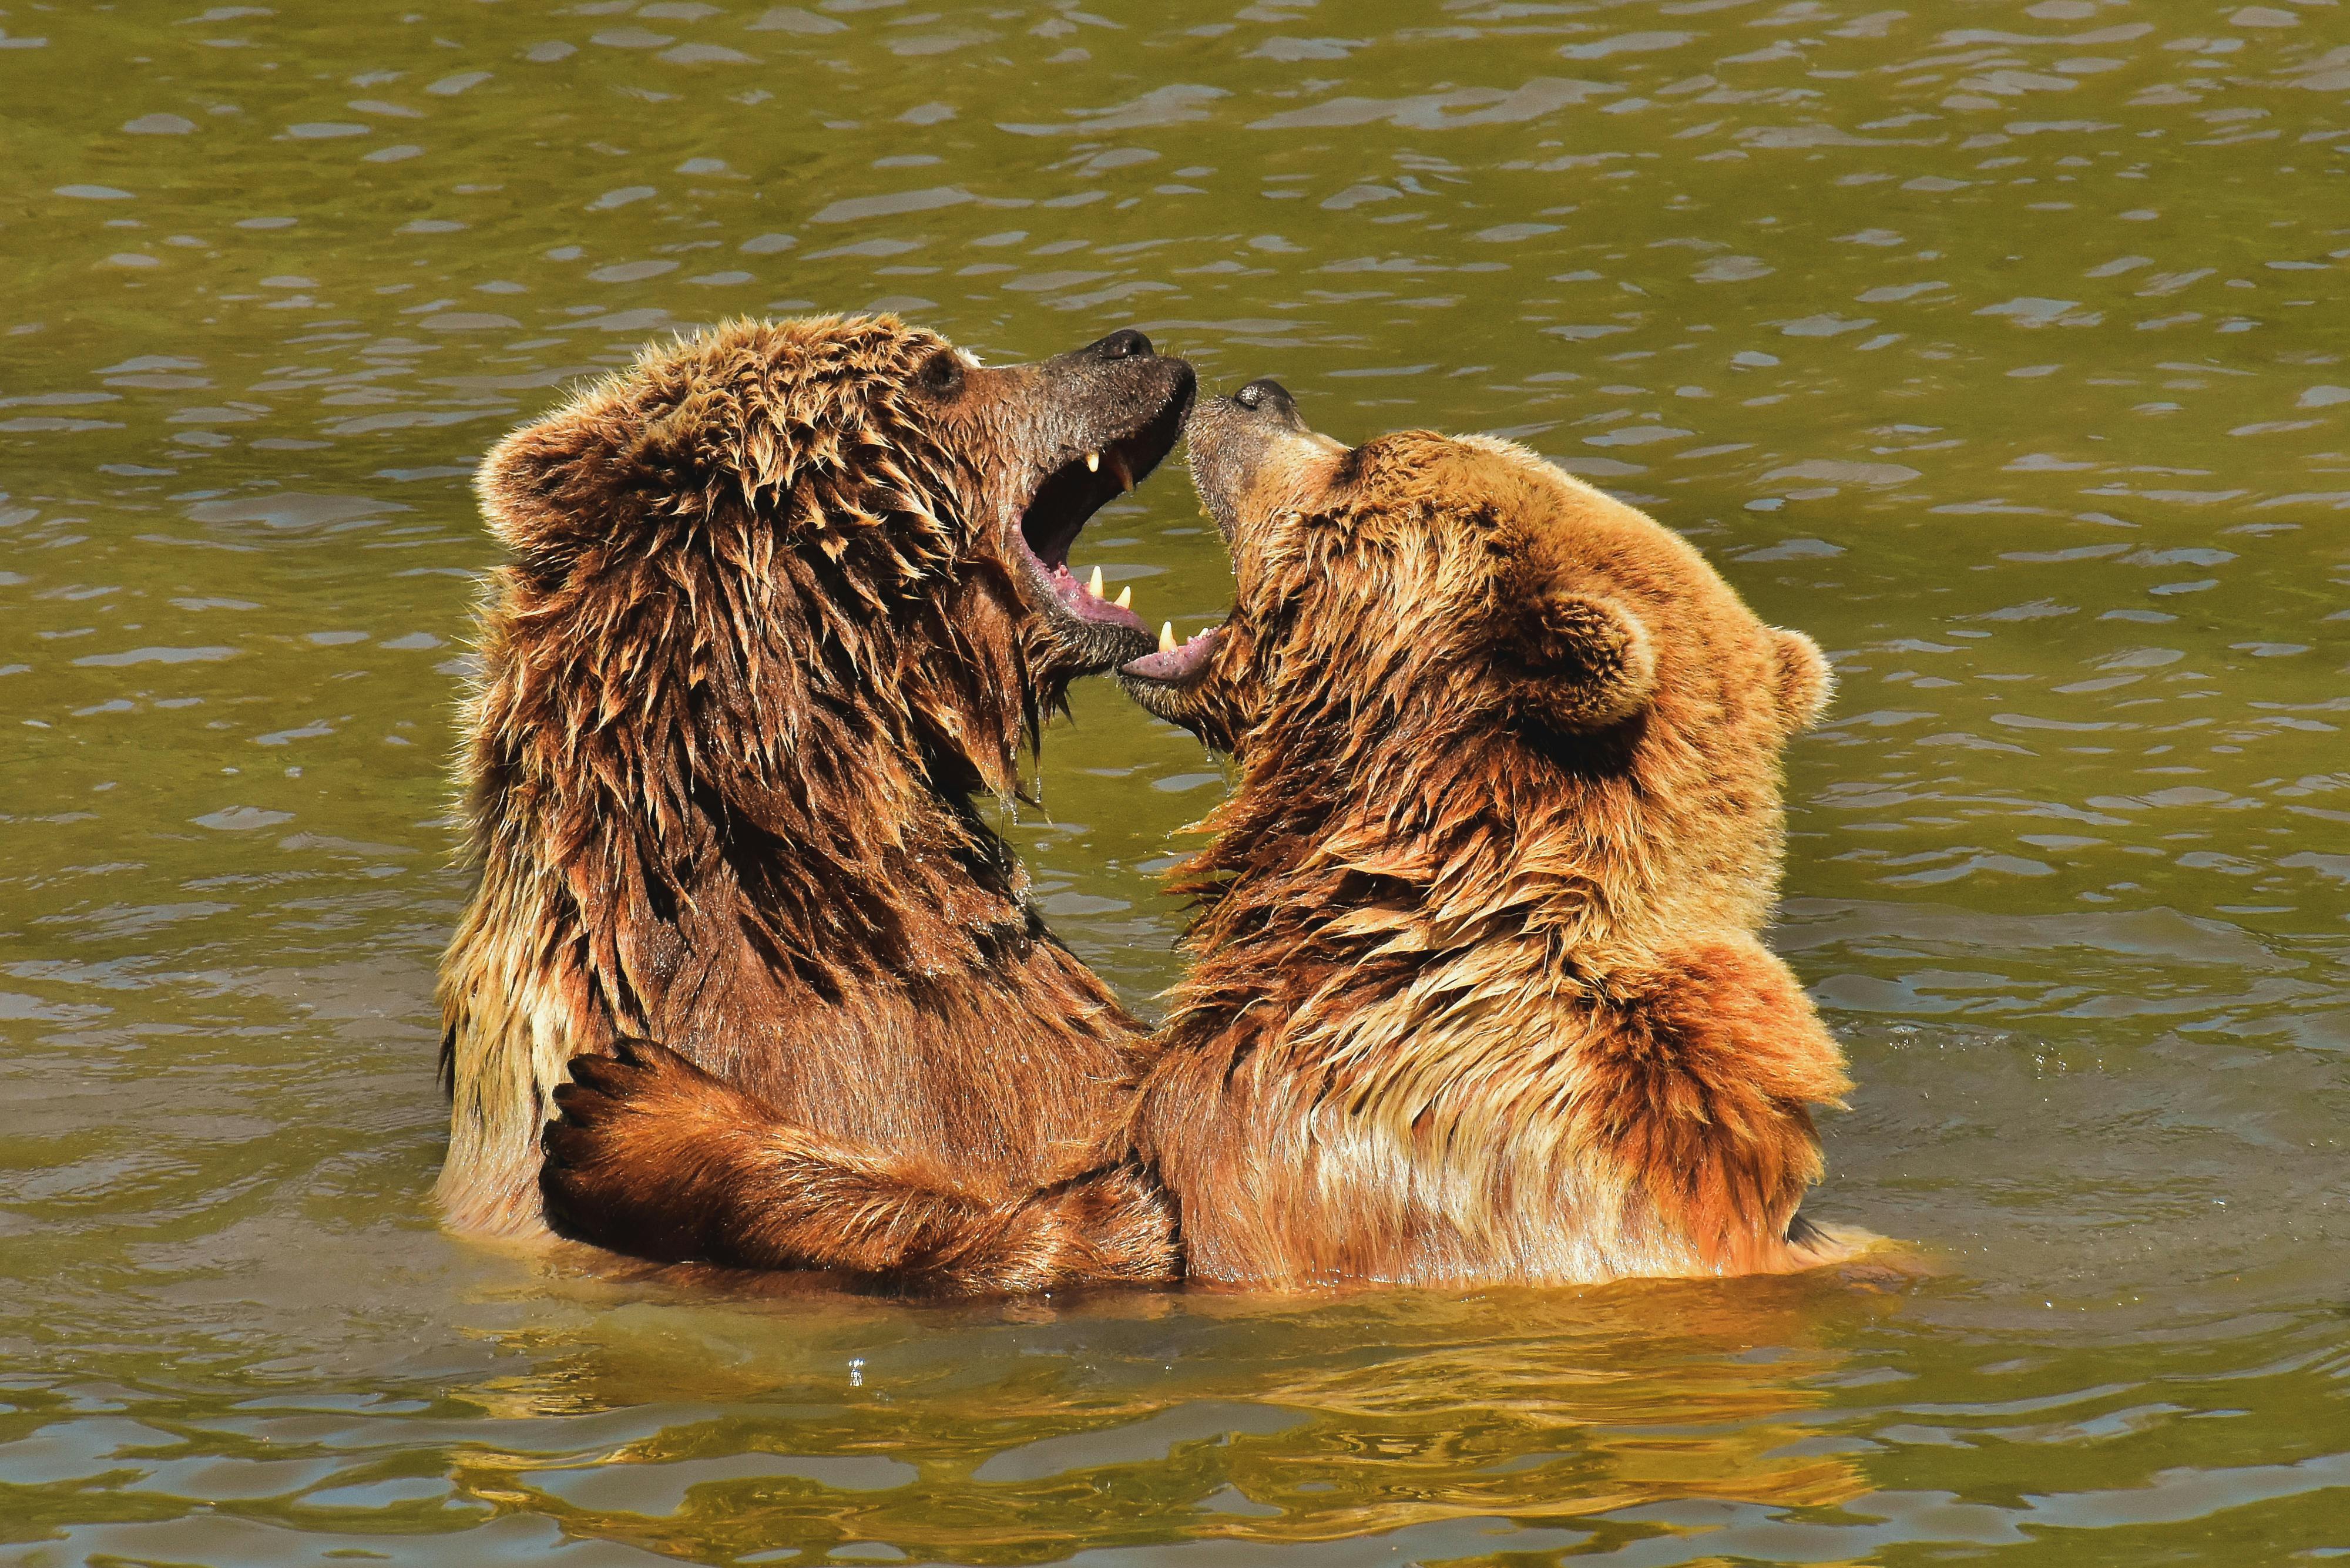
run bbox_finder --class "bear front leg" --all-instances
[538,1038,954,1271]
[901,1160,1180,1296]
[1580,937,1857,1274]
[539,1039,1179,1295]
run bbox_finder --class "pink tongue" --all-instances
[1122,626,1222,680]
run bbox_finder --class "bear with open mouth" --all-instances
[538,376,1866,1290]
[437,315,1193,1244]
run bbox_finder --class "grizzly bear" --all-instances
[437,315,1194,1243]
[535,377,1862,1290]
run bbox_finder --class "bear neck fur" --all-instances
[1144,694,1844,1282]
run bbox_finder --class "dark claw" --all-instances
[541,1118,583,1166]
[566,1052,647,1096]
[539,1156,585,1231]
[549,1080,605,1122]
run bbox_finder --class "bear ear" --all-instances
[1500,586,1659,732]
[1768,627,1832,734]
[476,390,734,567]
[472,404,639,557]
[475,416,595,559]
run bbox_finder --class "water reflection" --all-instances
[397,1283,1889,1561]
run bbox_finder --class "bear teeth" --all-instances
[1085,451,1100,473]
[1159,622,1176,654]
[1088,565,1104,599]
[1114,585,1132,610]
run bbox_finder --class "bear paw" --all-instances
[539,1038,759,1263]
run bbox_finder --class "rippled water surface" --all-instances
[4,1,2348,1562]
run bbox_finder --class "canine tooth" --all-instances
[1159,622,1176,654]
[1114,585,1132,610]
[1088,565,1104,598]
[1085,451,1100,473]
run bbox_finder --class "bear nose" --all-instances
[1233,378,1295,418]
[1086,328,1154,361]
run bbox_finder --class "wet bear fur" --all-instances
[535,384,1861,1290]
[437,315,1189,1248]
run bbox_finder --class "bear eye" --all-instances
[915,349,965,399]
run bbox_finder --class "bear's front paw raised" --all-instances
[539,1038,756,1262]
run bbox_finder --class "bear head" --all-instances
[475,315,1194,800]
[1122,379,1832,948]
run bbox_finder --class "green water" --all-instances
[2,1,2346,1562]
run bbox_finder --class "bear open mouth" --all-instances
[1010,385,1190,657]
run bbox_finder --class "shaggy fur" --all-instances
[440,315,1191,1241]
[536,378,1858,1290]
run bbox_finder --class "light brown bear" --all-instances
[536,378,1863,1290]
[437,315,1193,1247]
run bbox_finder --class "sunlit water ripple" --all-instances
[1,1,2345,1563]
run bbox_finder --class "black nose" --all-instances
[1233,378,1295,417]
[1087,328,1153,361]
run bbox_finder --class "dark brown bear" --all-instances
[536,379,1864,1290]
[437,315,1192,1245]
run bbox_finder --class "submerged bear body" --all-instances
[536,377,1864,1292]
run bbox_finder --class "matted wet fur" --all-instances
[438,314,1192,1242]
[537,378,1863,1290]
